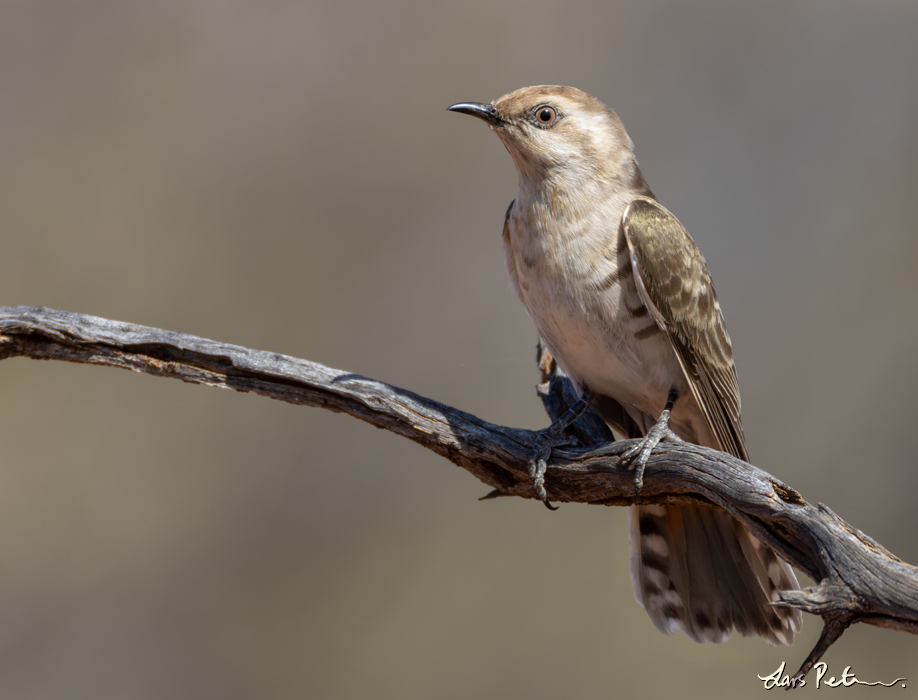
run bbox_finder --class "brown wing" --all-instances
[622,197,747,461]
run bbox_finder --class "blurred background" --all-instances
[1,1,917,698]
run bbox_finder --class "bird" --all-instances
[448,86,802,645]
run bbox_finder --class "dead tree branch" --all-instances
[1,305,916,681]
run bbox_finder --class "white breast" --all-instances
[504,194,688,426]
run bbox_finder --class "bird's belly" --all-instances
[516,267,684,418]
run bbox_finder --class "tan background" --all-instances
[1,1,917,698]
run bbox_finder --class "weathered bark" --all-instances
[1,305,916,682]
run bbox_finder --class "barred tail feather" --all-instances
[630,505,802,645]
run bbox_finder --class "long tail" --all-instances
[629,504,802,644]
[592,393,802,644]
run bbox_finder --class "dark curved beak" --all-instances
[447,102,503,125]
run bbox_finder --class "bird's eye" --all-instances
[533,105,558,127]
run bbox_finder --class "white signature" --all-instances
[759,661,906,689]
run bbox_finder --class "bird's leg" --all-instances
[620,387,683,492]
[530,388,595,511]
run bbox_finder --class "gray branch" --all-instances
[1,305,916,682]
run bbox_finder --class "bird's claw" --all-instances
[620,419,682,493]
[529,429,575,510]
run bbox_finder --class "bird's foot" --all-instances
[529,389,595,510]
[529,429,578,511]
[620,388,683,493]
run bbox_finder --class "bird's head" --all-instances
[448,85,645,192]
